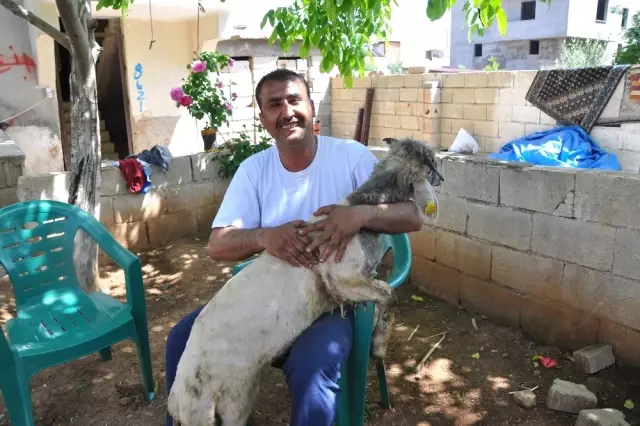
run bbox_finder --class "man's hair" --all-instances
[254,68,312,110]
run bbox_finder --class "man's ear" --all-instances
[311,99,316,118]
[258,111,266,128]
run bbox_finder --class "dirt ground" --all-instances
[0,234,639,426]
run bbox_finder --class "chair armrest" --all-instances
[77,219,139,271]
[232,257,257,276]
[387,233,412,289]
[0,327,14,360]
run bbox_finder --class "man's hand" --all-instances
[298,205,369,263]
[258,220,318,268]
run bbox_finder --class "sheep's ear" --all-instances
[413,180,439,223]
[383,137,400,146]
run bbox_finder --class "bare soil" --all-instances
[0,234,638,426]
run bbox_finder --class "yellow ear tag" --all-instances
[425,201,437,216]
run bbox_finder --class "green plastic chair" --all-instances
[0,200,155,426]
[232,233,412,426]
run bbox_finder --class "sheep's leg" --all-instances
[371,304,395,360]
[216,376,260,426]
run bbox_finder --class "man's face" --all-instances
[258,79,315,146]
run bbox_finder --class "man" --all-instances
[165,68,422,426]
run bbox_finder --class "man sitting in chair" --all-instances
[164,68,422,426]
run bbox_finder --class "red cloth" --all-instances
[118,158,145,193]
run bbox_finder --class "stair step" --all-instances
[101,130,110,142]
[101,142,116,154]
[102,152,119,161]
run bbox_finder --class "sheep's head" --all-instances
[383,137,444,224]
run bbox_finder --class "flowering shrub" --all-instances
[210,123,273,178]
[170,51,237,134]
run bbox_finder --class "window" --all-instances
[474,44,483,57]
[529,40,540,55]
[622,8,629,28]
[596,0,609,22]
[521,1,536,20]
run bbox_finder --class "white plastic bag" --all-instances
[449,127,479,154]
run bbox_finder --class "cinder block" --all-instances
[591,126,624,151]
[400,116,419,130]
[408,225,436,260]
[410,258,460,306]
[575,409,629,426]
[422,118,441,134]
[352,77,372,88]
[394,128,420,139]
[400,88,419,102]
[532,214,615,271]
[562,264,640,331]
[499,88,527,106]
[575,171,640,229]
[101,167,130,196]
[487,105,513,122]
[450,119,474,135]
[520,295,600,350]
[151,156,193,189]
[162,182,217,213]
[500,167,576,215]
[452,88,475,104]
[525,124,553,134]
[616,149,640,172]
[383,114,401,128]
[442,104,463,119]
[441,118,453,134]
[498,121,525,141]
[371,75,388,88]
[613,227,640,280]
[434,194,467,233]
[376,89,400,102]
[196,204,221,233]
[442,73,466,88]
[147,210,199,245]
[492,246,563,300]
[573,344,616,374]
[0,187,17,207]
[372,101,396,115]
[112,191,165,223]
[422,133,441,149]
[16,171,70,202]
[546,379,597,414]
[515,71,537,89]
[423,104,441,119]
[512,105,541,123]
[540,112,557,125]
[488,71,515,88]
[100,197,115,225]
[105,221,149,253]
[441,88,454,103]
[407,66,426,74]
[2,160,22,187]
[441,159,500,203]
[331,77,345,89]
[463,104,487,120]
[482,137,502,153]
[598,319,640,368]
[394,102,414,116]
[333,89,354,101]
[622,129,640,151]
[460,276,521,327]
[441,133,456,149]
[386,75,405,88]
[464,73,488,87]
[467,202,532,250]
[353,89,368,101]
[474,121,499,137]
[435,230,492,280]
[404,74,424,88]
[475,88,500,104]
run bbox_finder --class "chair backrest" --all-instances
[0,200,92,307]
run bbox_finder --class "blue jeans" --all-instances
[165,306,354,426]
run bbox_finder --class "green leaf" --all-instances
[496,7,508,36]
[624,399,635,410]
[426,0,446,21]
[471,352,480,359]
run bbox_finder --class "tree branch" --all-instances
[0,0,71,52]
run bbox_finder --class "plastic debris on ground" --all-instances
[487,125,622,170]
[449,128,480,154]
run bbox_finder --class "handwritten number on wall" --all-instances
[133,63,144,112]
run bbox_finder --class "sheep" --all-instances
[167,137,444,426]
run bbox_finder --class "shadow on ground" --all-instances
[0,234,638,425]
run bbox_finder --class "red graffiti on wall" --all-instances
[0,46,37,80]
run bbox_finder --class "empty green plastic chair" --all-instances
[232,232,412,426]
[0,200,155,426]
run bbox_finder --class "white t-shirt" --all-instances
[211,135,379,229]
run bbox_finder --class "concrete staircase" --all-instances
[61,102,119,161]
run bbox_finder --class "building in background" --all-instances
[450,0,639,70]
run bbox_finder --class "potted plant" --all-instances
[210,122,273,179]
[170,51,237,151]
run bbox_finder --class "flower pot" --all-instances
[202,129,217,151]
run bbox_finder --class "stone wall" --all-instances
[407,153,640,368]
[330,70,640,172]
[17,153,229,254]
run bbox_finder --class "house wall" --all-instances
[0,0,64,176]
[331,70,640,172]
[0,135,25,208]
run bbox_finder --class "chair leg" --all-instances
[3,370,35,426]
[132,319,156,403]
[375,359,392,409]
[99,346,112,361]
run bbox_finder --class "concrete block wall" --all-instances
[409,153,640,368]
[17,153,229,254]
[330,70,640,172]
[0,138,25,208]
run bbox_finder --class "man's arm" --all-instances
[207,227,265,261]
[358,202,423,234]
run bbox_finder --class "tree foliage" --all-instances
[554,38,613,69]
[616,10,640,65]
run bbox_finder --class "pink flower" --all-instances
[228,58,234,67]
[170,87,184,102]
[225,103,233,111]
[216,81,224,88]
[191,60,207,73]
[180,95,193,107]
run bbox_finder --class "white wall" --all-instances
[0,0,64,176]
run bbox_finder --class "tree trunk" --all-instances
[56,0,102,293]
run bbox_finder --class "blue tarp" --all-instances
[487,125,622,171]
